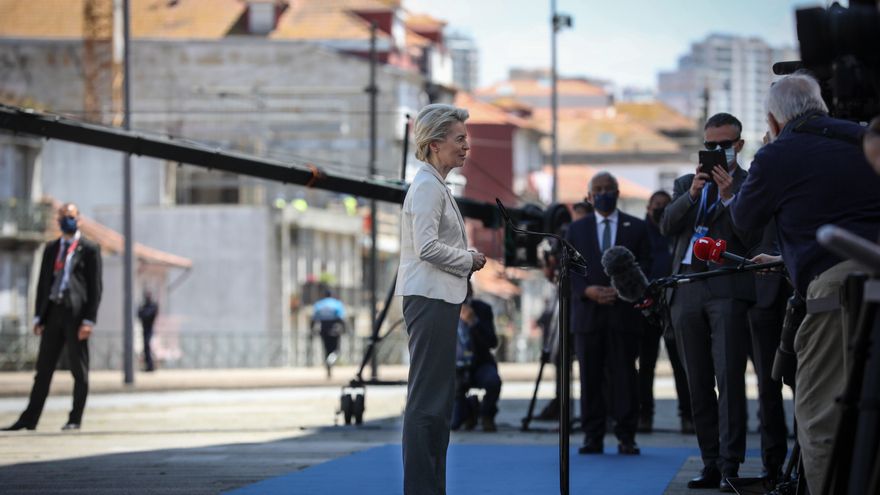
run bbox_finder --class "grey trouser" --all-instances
[795,260,861,495]
[402,295,461,495]
[670,281,750,474]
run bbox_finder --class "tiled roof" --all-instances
[615,102,695,132]
[405,13,445,30]
[455,92,543,133]
[0,0,246,39]
[272,0,393,40]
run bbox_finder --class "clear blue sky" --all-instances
[406,0,830,89]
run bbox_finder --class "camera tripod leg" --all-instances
[521,355,548,431]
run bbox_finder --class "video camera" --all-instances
[503,203,573,268]
[774,1,880,122]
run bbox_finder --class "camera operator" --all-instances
[730,73,880,495]
[638,191,693,435]
[659,113,763,491]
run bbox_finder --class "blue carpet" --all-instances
[226,444,701,495]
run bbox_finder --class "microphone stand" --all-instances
[650,260,786,290]
[496,199,586,495]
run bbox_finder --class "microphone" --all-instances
[817,225,880,273]
[601,246,650,302]
[693,237,754,266]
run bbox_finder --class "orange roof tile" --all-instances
[271,0,393,41]
[615,102,696,132]
[455,92,543,133]
[0,0,246,39]
[405,13,446,30]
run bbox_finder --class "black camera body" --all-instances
[775,1,880,122]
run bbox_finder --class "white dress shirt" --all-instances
[595,209,619,250]
[395,162,473,304]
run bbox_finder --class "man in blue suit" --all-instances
[566,171,651,456]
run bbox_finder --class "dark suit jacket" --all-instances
[35,236,103,325]
[752,221,789,309]
[566,211,651,334]
[660,167,762,304]
[468,299,498,369]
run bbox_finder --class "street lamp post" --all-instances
[551,2,572,205]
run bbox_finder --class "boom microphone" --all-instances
[817,224,880,273]
[693,237,754,266]
[601,246,650,302]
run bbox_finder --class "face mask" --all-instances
[651,207,665,224]
[592,192,618,213]
[59,216,78,234]
[724,147,736,166]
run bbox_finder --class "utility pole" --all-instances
[119,0,134,385]
[367,22,380,380]
[550,2,572,204]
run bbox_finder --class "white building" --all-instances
[447,32,479,92]
[658,34,797,159]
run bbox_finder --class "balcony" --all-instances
[0,199,52,248]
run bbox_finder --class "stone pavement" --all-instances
[0,363,792,494]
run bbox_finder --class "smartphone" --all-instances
[698,150,726,178]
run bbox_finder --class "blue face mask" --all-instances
[592,192,618,213]
[59,216,78,234]
[724,147,736,167]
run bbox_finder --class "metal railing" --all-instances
[0,200,52,238]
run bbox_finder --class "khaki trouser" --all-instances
[794,260,862,494]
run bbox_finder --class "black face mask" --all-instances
[651,207,665,224]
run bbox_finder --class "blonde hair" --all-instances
[413,104,469,162]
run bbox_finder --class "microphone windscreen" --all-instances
[601,246,649,302]
[693,237,713,262]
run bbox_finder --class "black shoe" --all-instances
[577,439,603,455]
[760,466,782,485]
[637,416,653,433]
[481,416,497,433]
[617,441,640,455]
[61,422,80,431]
[719,477,736,493]
[687,466,721,489]
[680,417,695,434]
[2,421,35,431]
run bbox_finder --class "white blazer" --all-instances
[396,162,473,304]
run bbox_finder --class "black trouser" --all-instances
[671,282,749,475]
[451,363,502,428]
[747,301,789,470]
[20,302,89,427]
[638,322,692,421]
[143,324,154,371]
[320,334,340,360]
[575,309,639,444]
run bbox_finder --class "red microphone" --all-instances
[693,236,753,265]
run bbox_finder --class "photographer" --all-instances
[660,113,762,491]
[730,73,880,494]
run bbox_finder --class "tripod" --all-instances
[521,291,580,433]
[496,199,586,495]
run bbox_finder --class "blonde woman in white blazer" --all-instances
[397,104,487,495]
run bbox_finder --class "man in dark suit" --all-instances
[660,113,762,491]
[747,222,790,483]
[638,190,693,435]
[566,171,651,456]
[3,203,102,431]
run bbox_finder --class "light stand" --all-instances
[497,199,586,495]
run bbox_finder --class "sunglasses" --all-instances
[704,139,741,151]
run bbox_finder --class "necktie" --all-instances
[50,241,68,302]
[706,182,718,206]
[601,219,611,252]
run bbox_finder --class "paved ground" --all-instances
[0,364,793,494]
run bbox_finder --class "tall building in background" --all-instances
[657,34,797,158]
[446,32,479,92]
